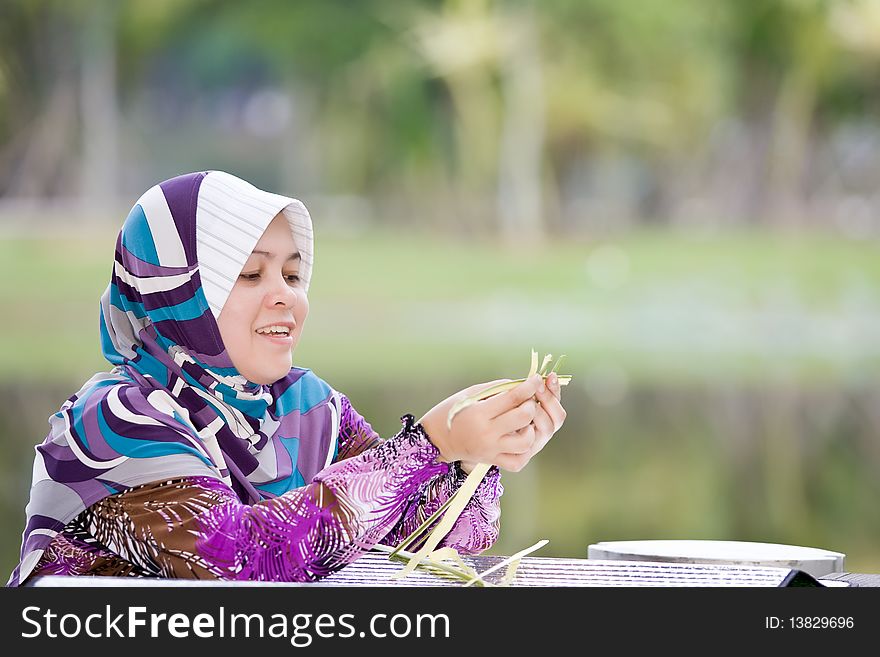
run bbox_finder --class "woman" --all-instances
[9,170,566,585]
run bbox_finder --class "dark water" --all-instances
[2,378,879,576]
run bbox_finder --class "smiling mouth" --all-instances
[255,325,292,337]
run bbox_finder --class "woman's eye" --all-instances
[239,272,260,281]
[285,274,301,285]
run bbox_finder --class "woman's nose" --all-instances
[267,275,297,307]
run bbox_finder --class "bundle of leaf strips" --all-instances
[379,350,571,585]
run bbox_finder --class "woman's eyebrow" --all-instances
[251,250,301,261]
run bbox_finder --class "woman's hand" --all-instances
[418,373,567,473]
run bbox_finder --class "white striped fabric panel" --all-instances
[139,184,189,267]
[282,201,314,291]
[196,171,315,318]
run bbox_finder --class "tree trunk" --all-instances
[497,11,545,245]
[80,0,119,210]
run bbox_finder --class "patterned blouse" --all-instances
[24,393,502,583]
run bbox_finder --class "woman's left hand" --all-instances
[459,372,567,474]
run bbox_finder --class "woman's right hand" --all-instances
[417,375,545,472]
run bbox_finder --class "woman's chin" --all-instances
[246,363,293,385]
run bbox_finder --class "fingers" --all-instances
[535,381,567,433]
[494,453,529,472]
[498,422,537,454]
[531,399,555,440]
[482,374,544,419]
[546,372,562,400]
[494,446,539,472]
[492,397,539,436]
[494,381,565,471]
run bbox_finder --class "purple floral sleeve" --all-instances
[334,394,502,554]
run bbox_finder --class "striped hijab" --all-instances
[10,171,340,586]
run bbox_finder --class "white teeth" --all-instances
[256,325,290,335]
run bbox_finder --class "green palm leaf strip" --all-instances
[388,493,458,557]
[373,543,488,585]
[464,539,550,587]
[446,350,571,429]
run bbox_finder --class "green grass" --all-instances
[2,225,880,386]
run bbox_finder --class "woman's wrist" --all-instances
[416,412,458,463]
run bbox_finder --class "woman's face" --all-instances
[217,213,308,384]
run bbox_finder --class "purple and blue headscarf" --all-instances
[10,171,340,586]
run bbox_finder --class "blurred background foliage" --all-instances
[1,0,880,575]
